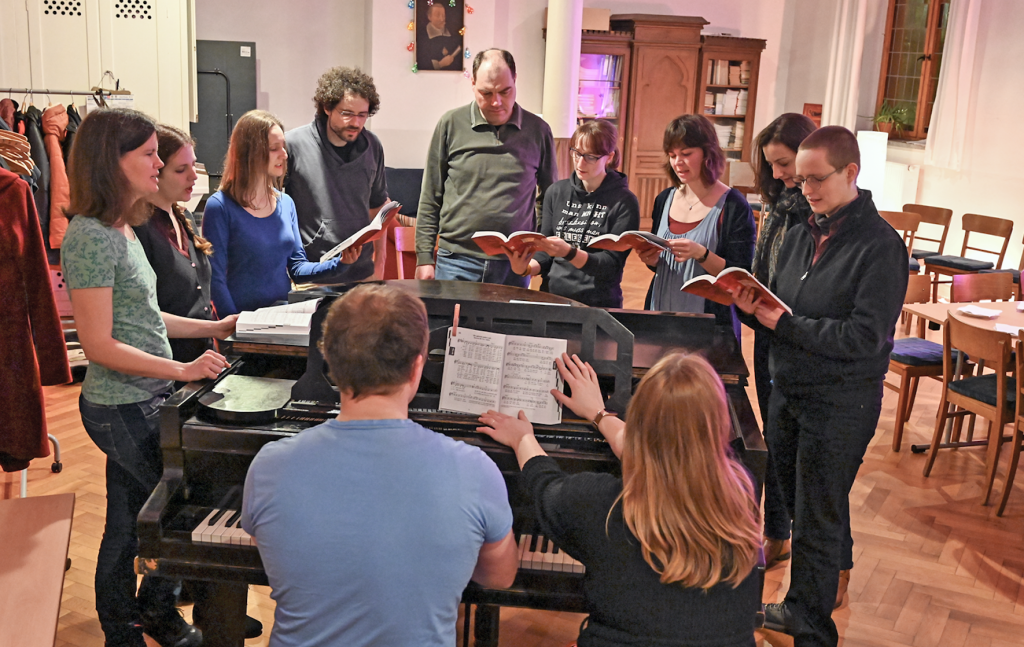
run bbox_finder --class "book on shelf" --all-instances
[319,200,401,262]
[587,230,669,253]
[716,59,730,85]
[723,89,741,116]
[728,63,742,85]
[439,327,567,425]
[739,60,752,85]
[704,91,716,114]
[473,230,547,256]
[235,298,322,344]
[681,268,791,315]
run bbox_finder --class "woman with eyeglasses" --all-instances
[203,110,363,316]
[639,115,755,339]
[505,119,639,307]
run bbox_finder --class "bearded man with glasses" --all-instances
[285,66,393,283]
[732,126,908,647]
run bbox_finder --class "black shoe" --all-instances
[192,606,263,640]
[140,606,203,647]
[763,602,798,635]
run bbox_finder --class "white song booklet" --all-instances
[439,327,567,425]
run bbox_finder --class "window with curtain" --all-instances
[876,0,950,140]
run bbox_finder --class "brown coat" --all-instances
[41,105,70,248]
[0,169,70,472]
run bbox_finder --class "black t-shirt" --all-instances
[522,455,758,647]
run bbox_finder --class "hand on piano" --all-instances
[179,349,231,382]
[477,410,547,468]
[211,314,238,340]
[551,353,603,422]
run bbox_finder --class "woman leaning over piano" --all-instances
[61,108,235,647]
[477,353,761,647]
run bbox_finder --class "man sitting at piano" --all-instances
[241,283,518,646]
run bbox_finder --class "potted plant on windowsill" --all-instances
[873,102,910,138]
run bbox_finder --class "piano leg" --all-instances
[194,581,248,647]
[472,604,500,647]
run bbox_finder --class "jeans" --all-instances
[80,393,180,647]
[753,330,791,542]
[766,383,881,647]
[435,249,530,288]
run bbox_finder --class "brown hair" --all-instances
[220,110,285,209]
[319,284,429,399]
[313,67,380,117]
[753,113,817,207]
[662,114,725,187]
[154,124,213,256]
[67,108,157,226]
[472,49,517,80]
[616,353,760,589]
[798,125,860,176]
[572,120,621,171]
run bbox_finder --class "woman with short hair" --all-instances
[478,352,761,647]
[640,114,755,338]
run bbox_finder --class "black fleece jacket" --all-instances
[767,189,908,395]
[534,171,640,308]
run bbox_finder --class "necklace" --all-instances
[679,185,703,210]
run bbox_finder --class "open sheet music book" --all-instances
[472,231,548,256]
[439,327,567,425]
[319,201,401,262]
[235,299,322,342]
[586,230,669,253]
[681,267,792,315]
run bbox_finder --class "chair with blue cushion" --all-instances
[886,274,948,451]
[979,231,1024,300]
[924,213,1013,301]
[905,203,952,261]
[879,210,922,274]
[923,311,1017,506]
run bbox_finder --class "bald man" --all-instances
[415,49,557,286]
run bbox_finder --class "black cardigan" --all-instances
[767,189,908,395]
[522,455,758,647]
[644,186,755,339]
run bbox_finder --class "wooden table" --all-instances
[0,493,75,647]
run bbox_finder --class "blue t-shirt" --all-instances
[202,191,341,315]
[241,418,513,647]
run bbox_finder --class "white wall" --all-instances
[193,0,366,131]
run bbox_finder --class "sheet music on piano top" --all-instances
[235,298,323,343]
[439,327,567,425]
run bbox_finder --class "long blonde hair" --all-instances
[616,353,760,589]
[219,110,284,209]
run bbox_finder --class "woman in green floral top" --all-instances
[61,109,236,647]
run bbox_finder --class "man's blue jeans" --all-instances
[79,392,180,647]
[435,249,530,288]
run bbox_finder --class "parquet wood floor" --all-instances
[7,259,1024,646]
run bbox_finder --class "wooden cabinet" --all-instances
[696,36,766,164]
[577,29,632,171]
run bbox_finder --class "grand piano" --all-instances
[137,280,765,646]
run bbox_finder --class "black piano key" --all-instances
[529,534,540,552]
[540,538,550,554]
[225,509,242,527]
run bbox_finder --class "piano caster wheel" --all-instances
[52,461,63,473]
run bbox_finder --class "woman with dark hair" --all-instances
[748,113,818,579]
[478,352,761,646]
[640,114,755,338]
[62,109,236,647]
[202,110,358,316]
[505,119,640,307]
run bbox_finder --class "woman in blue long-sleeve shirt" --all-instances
[202,110,361,315]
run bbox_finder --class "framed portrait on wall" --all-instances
[416,0,465,72]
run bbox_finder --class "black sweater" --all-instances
[534,171,640,308]
[523,456,758,647]
[644,187,754,339]
[768,190,908,395]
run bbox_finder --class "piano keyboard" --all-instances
[516,533,584,574]
[191,507,254,546]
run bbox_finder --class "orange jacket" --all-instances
[41,105,70,248]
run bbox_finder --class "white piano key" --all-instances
[213,510,239,544]
[192,509,219,543]
[540,537,556,571]
[203,509,232,544]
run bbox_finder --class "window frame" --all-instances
[875,0,949,141]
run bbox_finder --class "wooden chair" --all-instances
[924,213,1013,300]
[393,226,418,279]
[923,311,1016,505]
[880,210,922,273]
[997,338,1024,515]
[979,230,1024,300]
[904,203,952,260]
[950,272,1016,303]
[885,274,943,451]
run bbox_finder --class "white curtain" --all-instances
[822,0,867,130]
[924,0,982,171]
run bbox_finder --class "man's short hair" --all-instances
[313,66,380,117]
[798,125,860,173]
[472,49,516,81]
[319,284,429,399]
[427,3,446,19]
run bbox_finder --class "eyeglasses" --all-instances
[569,148,606,164]
[793,168,841,190]
[337,110,370,121]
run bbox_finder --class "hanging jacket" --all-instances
[62,104,81,164]
[0,169,71,472]
[23,106,51,243]
[42,105,70,248]
[0,99,15,135]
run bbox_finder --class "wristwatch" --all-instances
[564,246,579,262]
[592,409,617,427]
[696,246,711,263]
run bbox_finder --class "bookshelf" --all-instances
[577,29,632,168]
[696,36,766,164]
